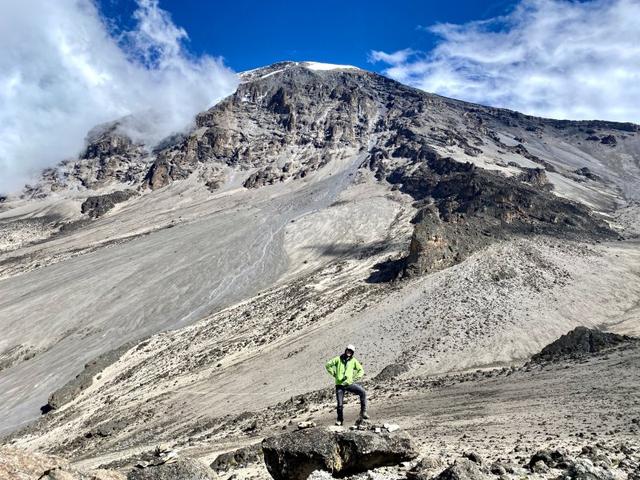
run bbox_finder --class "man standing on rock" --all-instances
[325,344,368,426]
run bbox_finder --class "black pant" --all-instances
[335,383,367,421]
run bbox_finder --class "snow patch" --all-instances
[302,61,360,71]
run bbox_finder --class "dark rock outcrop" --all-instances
[531,327,637,363]
[81,190,137,218]
[600,135,617,146]
[261,427,417,480]
[377,154,616,276]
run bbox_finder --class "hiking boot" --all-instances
[359,411,370,420]
[335,420,343,426]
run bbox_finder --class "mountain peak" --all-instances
[239,60,362,83]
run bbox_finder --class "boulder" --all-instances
[529,449,569,469]
[407,456,444,480]
[127,457,214,480]
[532,460,549,473]
[563,458,615,480]
[261,427,417,480]
[210,443,263,473]
[436,458,489,480]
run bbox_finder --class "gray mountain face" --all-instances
[2,62,640,468]
[23,61,639,275]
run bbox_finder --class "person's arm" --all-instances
[325,357,337,376]
[353,358,364,381]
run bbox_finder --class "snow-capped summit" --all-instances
[240,60,361,82]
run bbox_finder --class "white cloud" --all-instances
[368,48,416,65]
[370,0,640,124]
[0,0,238,194]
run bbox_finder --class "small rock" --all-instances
[383,423,400,433]
[297,421,317,430]
[462,451,483,465]
[489,463,506,475]
[564,458,614,480]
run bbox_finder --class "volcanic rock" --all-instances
[261,427,417,480]
[531,327,637,363]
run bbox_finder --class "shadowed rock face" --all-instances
[262,427,418,480]
[531,327,638,363]
[368,153,617,276]
[81,190,138,218]
[145,66,380,189]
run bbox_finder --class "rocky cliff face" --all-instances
[19,61,640,274]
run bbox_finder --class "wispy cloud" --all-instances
[0,0,238,194]
[370,0,640,124]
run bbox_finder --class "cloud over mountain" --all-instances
[0,0,237,194]
[370,0,640,124]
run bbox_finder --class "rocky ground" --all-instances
[2,333,639,479]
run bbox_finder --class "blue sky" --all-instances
[97,0,519,72]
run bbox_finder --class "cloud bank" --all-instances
[0,0,238,194]
[370,0,640,124]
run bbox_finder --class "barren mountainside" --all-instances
[1,61,639,479]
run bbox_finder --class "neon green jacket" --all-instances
[325,355,364,386]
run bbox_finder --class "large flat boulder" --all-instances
[262,427,417,480]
